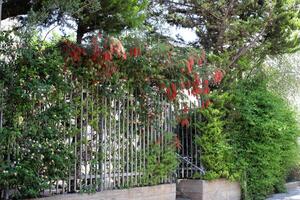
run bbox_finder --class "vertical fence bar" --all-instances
[118,99,121,188]
[89,88,93,188]
[126,97,129,187]
[85,84,88,188]
[113,98,116,189]
[143,118,146,186]
[189,101,193,177]
[134,101,138,186]
[194,107,198,170]
[130,96,134,186]
[101,97,106,191]
[122,97,125,188]
[95,86,99,191]
[74,90,78,192]
[79,84,84,191]
[68,92,72,192]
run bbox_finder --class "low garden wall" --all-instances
[30,184,176,200]
[177,179,241,200]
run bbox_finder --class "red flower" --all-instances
[186,60,193,74]
[180,118,189,127]
[205,99,211,108]
[130,47,141,57]
[203,87,210,94]
[122,52,127,60]
[102,51,112,61]
[174,135,182,149]
[191,73,202,96]
[204,79,209,86]
[214,69,223,84]
[166,82,177,101]
[188,57,194,66]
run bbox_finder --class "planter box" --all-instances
[31,184,176,200]
[177,179,241,200]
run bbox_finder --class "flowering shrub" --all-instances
[0,32,224,198]
[61,34,224,124]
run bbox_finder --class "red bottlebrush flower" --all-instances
[123,52,127,60]
[203,87,210,95]
[166,83,177,101]
[191,73,202,96]
[91,38,101,63]
[129,48,134,57]
[201,101,205,109]
[186,60,193,74]
[205,99,211,108]
[192,86,202,96]
[188,57,194,66]
[214,69,223,84]
[171,82,176,92]
[174,135,182,149]
[180,118,189,127]
[204,79,209,86]
[102,51,112,61]
[171,82,177,100]
[130,47,140,57]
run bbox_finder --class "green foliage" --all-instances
[3,0,149,43]
[153,0,300,84]
[142,133,178,185]
[0,32,74,198]
[226,76,300,200]
[194,93,239,181]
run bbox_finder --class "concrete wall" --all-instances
[177,179,241,200]
[31,184,176,200]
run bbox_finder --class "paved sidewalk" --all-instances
[266,187,300,200]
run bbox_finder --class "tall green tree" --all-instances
[2,0,148,43]
[150,0,300,77]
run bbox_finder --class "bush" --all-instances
[194,93,239,181]
[226,76,300,200]
[0,33,74,198]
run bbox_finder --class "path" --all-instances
[266,187,300,200]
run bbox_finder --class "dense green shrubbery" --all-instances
[228,77,299,200]
[142,133,178,185]
[194,93,239,181]
[0,33,74,198]
[195,75,299,200]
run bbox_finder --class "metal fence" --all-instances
[44,85,178,195]
[0,81,204,198]
[176,103,204,179]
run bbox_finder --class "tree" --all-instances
[150,0,300,76]
[2,0,148,43]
